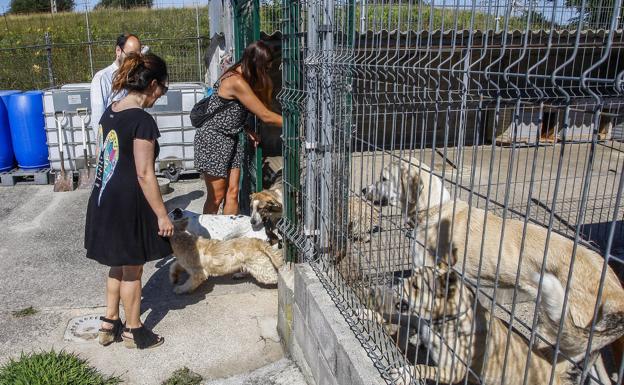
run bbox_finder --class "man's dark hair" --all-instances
[116,33,139,49]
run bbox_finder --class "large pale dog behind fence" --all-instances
[363,160,624,362]
[365,264,578,385]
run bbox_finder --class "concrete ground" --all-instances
[0,177,307,385]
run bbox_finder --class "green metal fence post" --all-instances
[251,0,263,193]
[232,0,262,216]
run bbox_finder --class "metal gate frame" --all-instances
[232,0,263,206]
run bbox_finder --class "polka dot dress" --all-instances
[194,73,249,178]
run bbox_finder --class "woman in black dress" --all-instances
[85,52,172,349]
[194,41,283,214]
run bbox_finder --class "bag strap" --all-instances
[190,95,236,128]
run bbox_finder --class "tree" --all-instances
[563,0,623,28]
[10,0,74,13]
[95,0,153,9]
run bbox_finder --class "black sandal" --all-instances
[98,316,123,346]
[121,325,164,349]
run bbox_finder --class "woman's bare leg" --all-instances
[203,173,227,214]
[223,168,241,215]
[102,266,123,329]
[120,265,143,329]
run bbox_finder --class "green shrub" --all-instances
[161,367,202,385]
[11,306,38,318]
[0,350,122,385]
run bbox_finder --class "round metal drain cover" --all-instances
[64,314,101,342]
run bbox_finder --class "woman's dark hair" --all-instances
[112,52,168,94]
[225,41,274,107]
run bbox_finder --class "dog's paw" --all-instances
[232,271,249,280]
[389,365,415,385]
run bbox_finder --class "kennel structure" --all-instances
[269,0,624,384]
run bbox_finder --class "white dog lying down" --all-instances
[168,208,268,241]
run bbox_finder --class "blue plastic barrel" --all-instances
[0,90,21,172]
[7,91,49,170]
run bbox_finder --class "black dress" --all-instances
[84,107,172,267]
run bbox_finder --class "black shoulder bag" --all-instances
[190,94,235,128]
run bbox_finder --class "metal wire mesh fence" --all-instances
[277,0,624,383]
[0,3,211,90]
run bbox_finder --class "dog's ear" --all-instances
[400,165,419,215]
[436,260,450,274]
[173,217,189,232]
[435,264,458,297]
[169,207,184,220]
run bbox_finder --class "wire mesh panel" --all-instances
[279,0,624,383]
[260,0,282,33]
[0,4,210,90]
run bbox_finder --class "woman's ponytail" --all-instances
[112,53,167,94]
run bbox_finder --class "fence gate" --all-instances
[232,0,264,210]
[279,0,624,383]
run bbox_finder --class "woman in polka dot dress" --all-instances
[194,41,283,214]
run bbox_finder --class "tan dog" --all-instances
[369,160,624,362]
[347,196,381,243]
[169,218,284,294]
[373,266,578,385]
[250,184,380,246]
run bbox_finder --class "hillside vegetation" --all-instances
[1,3,562,89]
[0,7,211,89]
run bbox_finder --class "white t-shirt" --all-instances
[90,62,127,130]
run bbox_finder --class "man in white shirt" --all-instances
[90,33,142,131]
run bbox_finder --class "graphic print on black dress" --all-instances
[93,128,119,206]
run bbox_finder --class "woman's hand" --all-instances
[247,130,261,148]
[158,215,174,237]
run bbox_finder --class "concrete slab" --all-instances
[0,179,305,385]
[203,358,307,385]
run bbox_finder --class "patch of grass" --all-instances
[0,350,122,385]
[11,306,38,318]
[0,6,211,89]
[161,367,203,385]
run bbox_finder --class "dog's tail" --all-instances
[261,242,284,268]
[533,273,624,358]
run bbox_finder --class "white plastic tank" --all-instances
[43,82,206,180]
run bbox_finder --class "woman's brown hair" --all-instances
[112,52,168,94]
[225,41,274,107]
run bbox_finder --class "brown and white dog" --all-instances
[250,184,283,247]
[168,217,284,294]
[250,171,382,248]
[364,160,624,362]
[366,265,579,385]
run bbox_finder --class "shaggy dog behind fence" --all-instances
[364,265,578,385]
[169,217,284,294]
[363,160,624,363]
[347,195,381,243]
